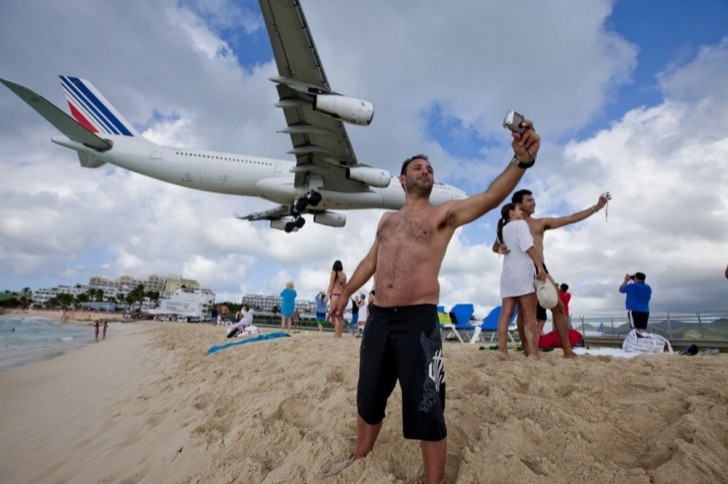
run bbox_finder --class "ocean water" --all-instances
[0,314,96,373]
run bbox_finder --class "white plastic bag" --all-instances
[622,329,673,353]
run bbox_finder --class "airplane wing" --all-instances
[260,0,373,193]
[0,78,112,151]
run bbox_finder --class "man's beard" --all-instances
[406,177,433,197]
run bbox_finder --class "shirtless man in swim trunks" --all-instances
[323,118,540,483]
[493,189,610,358]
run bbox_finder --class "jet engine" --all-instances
[346,166,392,188]
[313,95,374,126]
[314,211,346,228]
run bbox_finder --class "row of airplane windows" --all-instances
[175,151,273,166]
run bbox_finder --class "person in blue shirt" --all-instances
[280,281,297,332]
[619,272,652,332]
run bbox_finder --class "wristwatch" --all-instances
[511,155,536,169]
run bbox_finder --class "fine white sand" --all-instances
[1,322,727,483]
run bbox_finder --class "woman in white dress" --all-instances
[496,203,546,359]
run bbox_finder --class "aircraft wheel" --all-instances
[308,191,322,206]
[284,221,296,232]
[295,216,306,228]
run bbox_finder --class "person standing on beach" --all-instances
[558,283,571,328]
[495,203,546,360]
[322,116,540,483]
[280,281,297,332]
[102,321,108,340]
[327,260,347,338]
[314,291,328,332]
[494,189,610,357]
[619,272,652,333]
[94,321,100,342]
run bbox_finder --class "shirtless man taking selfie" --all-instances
[323,117,540,483]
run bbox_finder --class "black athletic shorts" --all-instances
[357,304,447,441]
[629,311,649,330]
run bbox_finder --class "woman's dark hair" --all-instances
[560,283,569,292]
[497,203,516,245]
[332,260,343,283]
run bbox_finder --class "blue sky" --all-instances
[1,0,727,317]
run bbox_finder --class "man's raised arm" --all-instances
[543,193,611,231]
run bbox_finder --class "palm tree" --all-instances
[127,284,146,311]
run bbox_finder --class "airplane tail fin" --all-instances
[59,75,140,137]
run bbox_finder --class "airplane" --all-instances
[0,1,466,233]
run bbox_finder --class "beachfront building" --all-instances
[32,274,212,314]
[32,284,91,306]
[241,294,316,316]
[149,288,215,321]
[88,274,197,301]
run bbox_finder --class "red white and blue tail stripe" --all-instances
[59,75,139,137]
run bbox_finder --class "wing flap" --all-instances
[235,205,290,221]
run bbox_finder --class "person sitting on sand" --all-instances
[227,305,259,338]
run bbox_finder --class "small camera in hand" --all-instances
[503,110,526,134]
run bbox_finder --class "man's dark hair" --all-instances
[560,283,569,292]
[511,189,533,204]
[401,153,429,175]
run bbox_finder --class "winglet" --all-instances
[59,76,139,137]
[1,77,112,151]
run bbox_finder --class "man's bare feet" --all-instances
[563,351,578,359]
[320,456,356,478]
[497,350,509,361]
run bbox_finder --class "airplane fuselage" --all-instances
[52,134,465,212]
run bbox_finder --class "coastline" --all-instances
[0,309,127,374]
[1,307,126,325]
[1,322,727,482]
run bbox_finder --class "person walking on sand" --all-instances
[327,260,347,338]
[495,203,546,360]
[493,189,610,357]
[94,321,100,342]
[280,281,297,332]
[323,115,540,483]
[102,321,108,340]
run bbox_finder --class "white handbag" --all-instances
[533,278,558,309]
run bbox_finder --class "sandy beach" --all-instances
[1,322,726,483]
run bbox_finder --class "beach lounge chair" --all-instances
[469,306,518,344]
[440,304,476,343]
[438,310,461,342]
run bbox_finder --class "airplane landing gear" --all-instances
[285,190,320,232]
[290,189,322,216]
[284,216,306,233]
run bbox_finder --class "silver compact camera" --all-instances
[503,110,525,134]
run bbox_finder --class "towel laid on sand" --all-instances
[207,331,290,355]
